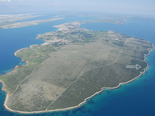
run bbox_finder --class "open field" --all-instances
[0,22,153,112]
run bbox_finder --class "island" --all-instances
[0,17,63,29]
[0,14,39,26]
[0,22,153,113]
[0,14,64,29]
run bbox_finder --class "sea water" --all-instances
[0,17,155,116]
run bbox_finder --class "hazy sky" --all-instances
[0,0,155,15]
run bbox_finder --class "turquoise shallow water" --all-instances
[0,17,155,116]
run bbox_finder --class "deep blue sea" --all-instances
[0,17,155,116]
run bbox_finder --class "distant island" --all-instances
[0,22,153,113]
[0,14,64,29]
[0,17,63,29]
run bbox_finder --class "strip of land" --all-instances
[0,22,153,113]
[0,17,63,29]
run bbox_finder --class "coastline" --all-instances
[1,41,154,114]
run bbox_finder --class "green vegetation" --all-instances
[0,44,55,93]
[0,22,153,112]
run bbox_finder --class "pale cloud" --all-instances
[0,0,155,15]
[0,0,11,2]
